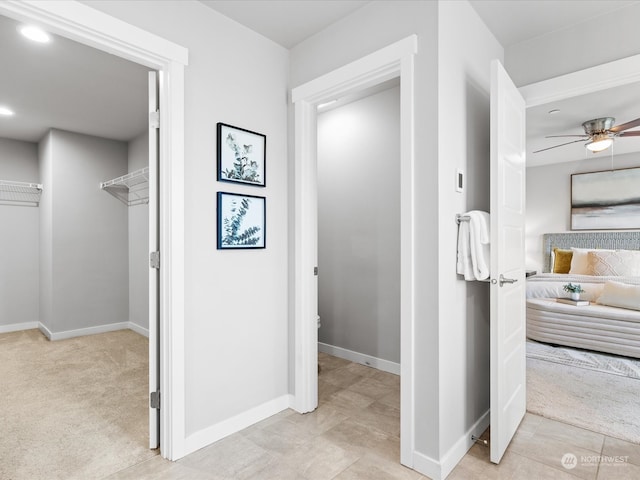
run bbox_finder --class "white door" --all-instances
[490,59,526,464]
[148,71,160,449]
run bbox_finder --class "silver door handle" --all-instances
[499,274,518,287]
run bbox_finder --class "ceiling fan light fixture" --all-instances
[585,134,613,152]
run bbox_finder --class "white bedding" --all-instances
[526,273,640,302]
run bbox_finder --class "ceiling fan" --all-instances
[533,116,640,153]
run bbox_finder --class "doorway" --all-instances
[0,1,187,461]
[316,80,401,375]
[0,13,155,476]
[291,35,417,466]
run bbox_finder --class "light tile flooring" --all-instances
[108,353,640,479]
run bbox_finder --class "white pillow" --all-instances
[569,248,613,274]
[587,250,640,277]
[596,281,640,311]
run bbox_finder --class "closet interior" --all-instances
[0,131,149,339]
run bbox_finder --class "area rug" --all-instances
[526,340,640,444]
[527,340,640,379]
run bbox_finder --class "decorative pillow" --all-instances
[552,248,573,273]
[569,248,614,275]
[587,250,640,277]
[596,281,640,311]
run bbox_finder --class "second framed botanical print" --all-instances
[217,192,266,249]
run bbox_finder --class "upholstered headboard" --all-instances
[542,232,640,273]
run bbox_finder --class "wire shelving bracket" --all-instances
[100,167,149,206]
[0,180,43,206]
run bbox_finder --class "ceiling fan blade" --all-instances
[618,131,640,137]
[609,117,640,133]
[533,138,587,153]
[545,134,590,138]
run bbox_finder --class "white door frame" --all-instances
[0,0,188,460]
[291,35,417,467]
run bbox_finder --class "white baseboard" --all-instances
[128,322,149,338]
[318,342,400,375]
[412,409,490,480]
[0,321,39,334]
[38,322,54,340]
[412,451,443,480]
[183,394,293,457]
[38,321,148,341]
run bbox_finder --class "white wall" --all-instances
[437,0,502,467]
[505,3,640,86]
[291,0,441,464]
[128,131,149,332]
[526,153,640,272]
[317,85,401,365]
[38,129,129,335]
[0,138,39,329]
[82,0,290,445]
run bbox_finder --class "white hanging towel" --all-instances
[456,219,475,280]
[457,210,491,281]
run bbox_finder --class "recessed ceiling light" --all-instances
[0,106,15,116]
[18,25,52,43]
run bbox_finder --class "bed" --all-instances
[526,232,640,358]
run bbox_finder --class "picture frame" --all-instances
[217,122,266,187]
[571,167,640,230]
[217,192,266,249]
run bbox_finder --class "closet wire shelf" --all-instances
[100,167,149,206]
[0,180,43,206]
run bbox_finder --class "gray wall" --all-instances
[128,131,149,331]
[526,153,640,272]
[317,85,400,364]
[0,138,40,328]
[39,129,129,335]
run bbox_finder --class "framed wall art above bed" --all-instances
[571,167,640,230]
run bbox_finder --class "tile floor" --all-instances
[107,353,640,479]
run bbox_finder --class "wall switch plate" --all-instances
[455,168,464,193]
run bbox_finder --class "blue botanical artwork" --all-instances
[571,167,640,230]
[217,192,265,249]
[217,123,266,186]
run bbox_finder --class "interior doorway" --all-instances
[0,0,188,461]
[0,12,158,475]
[291,35,417,467]
[316,80,401,376]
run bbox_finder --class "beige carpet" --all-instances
[0,329,157,480]
[527,346,640,444]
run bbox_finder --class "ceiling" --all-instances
[199,0,370,49]
[2,1,640,166]
[468,0,639,47]
[0,14,148,144]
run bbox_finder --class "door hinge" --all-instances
[150,390,160,409]
[149,110,160,128]
[314,266,318,276]
[150,251,160,269]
